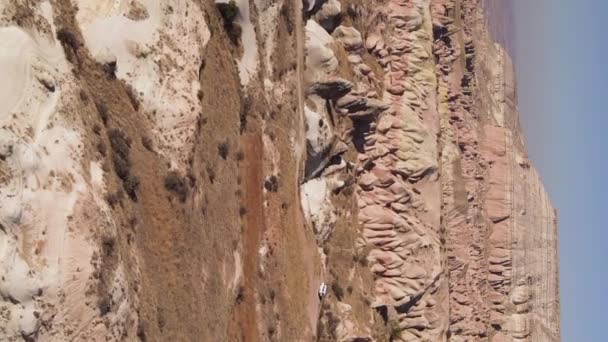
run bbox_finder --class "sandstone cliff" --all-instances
[0,0,559,341]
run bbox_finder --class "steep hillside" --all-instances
[0,0,559,341]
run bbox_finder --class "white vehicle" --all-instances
[318,282,328,299]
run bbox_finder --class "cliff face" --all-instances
[0,0,559,341]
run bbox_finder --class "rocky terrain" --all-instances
[0,0,559,341]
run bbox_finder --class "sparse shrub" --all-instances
[239,206,247,217]
[107,129,139,200]
[280,1,294,34]
[264,175,279,192]
[217,1,242,44]
[112,154,130,180]
[389,319,404,340]
[56,28,80,50]
[326,311,340,338]
[98,296,112,316]
[218,141,230,159]
[124,175,140,199]
[95,102,109,125]
[226,24,242,45]
[331,282,344,301]
[103,61,117,78]
[239,95,252,133]
[217,0,239,22]
[164,172,188,202]
[108,129,131,160]
[236,285,245,303]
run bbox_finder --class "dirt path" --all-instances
[229,132,265,341]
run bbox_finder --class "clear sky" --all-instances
[512,0,608,340]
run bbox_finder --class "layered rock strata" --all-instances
[303,0,559,341]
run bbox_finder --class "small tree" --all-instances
[217,1,242,44]
[217,0,239,22]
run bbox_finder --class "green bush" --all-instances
[217,1,239,22]
[217,1,242,44]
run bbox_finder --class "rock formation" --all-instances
[0,0,559,341]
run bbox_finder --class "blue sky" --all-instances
[513,0,608,340]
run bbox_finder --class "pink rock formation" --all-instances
[304,0,559,341]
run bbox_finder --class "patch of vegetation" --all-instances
[239,96,251,133]
[388,319,404,340]
[112,154,130,180]
[218,141,230,160]
[101,236,116,257]
[236,285,245,304]
[264,175,279,192]
[108,129,130,159]
[239,206,247,217]
[164,172,188,202]
[95,102,109,125]
[217,1,242,44]
[56,27,80,50]
[98,296,112,316]
[108,128,139,200]
[217,0,238,22]
[102,61,117,79]
[280,1,294,34]
[317,308,341,341]
[123,175,140,199]
[331,282,344,301]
